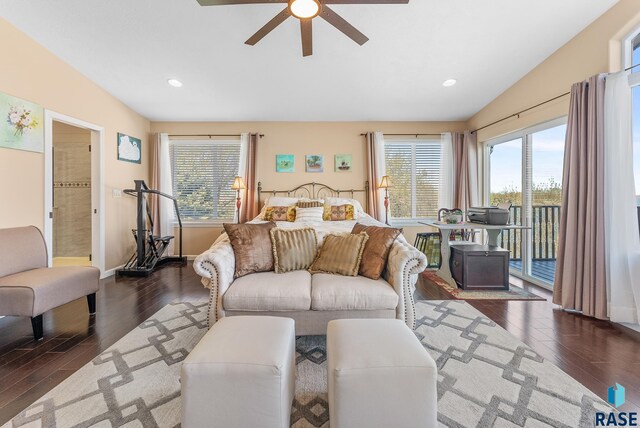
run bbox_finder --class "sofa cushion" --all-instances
[224,222,276,278]
[271,228,318,273]
[351,223,401,280]
[311,273,398,311]
[309,232,369,277]
[223,271,312,311]
[0,266,100,317]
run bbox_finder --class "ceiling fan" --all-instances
[196,0,409,57]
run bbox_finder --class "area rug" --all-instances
[2,300,612,428]
[423,269,546,301]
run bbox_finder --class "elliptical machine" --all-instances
[117,180,186,277]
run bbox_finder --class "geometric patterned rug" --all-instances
[423,270,546,301]
[2,300,612,427]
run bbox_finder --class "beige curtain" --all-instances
[365,132,386,221]
[239,133,259,223]
[553,74,607,319]
[452,131,478,212]
[149,133,161,236]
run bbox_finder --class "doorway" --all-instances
[44,111,105,276]
[51,122,92,267]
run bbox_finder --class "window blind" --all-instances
[384,140,442,219]
[169,140,241,221]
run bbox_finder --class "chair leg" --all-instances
[87,293,96,314]
[31,315,43,341]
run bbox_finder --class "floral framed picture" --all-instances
[334,154,352,172]
[0,92,44,153]
[276,154,294,173]
[117,133,142,164]
[305,154,324,173]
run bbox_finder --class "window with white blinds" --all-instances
[384,139,442,219]
[169,139,241,222]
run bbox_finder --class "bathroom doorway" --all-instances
[51,121,92,267]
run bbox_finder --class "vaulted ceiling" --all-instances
[0,0,619,121]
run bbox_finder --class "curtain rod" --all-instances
[359,133,442,137]
[471,61,640,135]
[168,133,264,138]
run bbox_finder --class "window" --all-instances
[384,139,442,220]
[631,34,640,206]
[169,139,241,222]
[487,119,566,288]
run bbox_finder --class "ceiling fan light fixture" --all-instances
[289,0,321,20]
[442,79,457,87]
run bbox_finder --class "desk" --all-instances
[419,221,530,288]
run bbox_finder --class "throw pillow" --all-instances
[295,206,325,223]
[264,205,296,222]
[296,200,324,208]
[309,232,369,276]
[224,222,276,278]
[270,228,318,273]
[351,223,401,280]
[329,204,355,221]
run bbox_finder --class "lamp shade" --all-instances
[231,176,246,190]
[378,175,392,189]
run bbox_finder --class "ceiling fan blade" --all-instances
[245,8,291,45]
[322,0,408,3]
[197,0,286,5]
[301,19,313,57]
[320,6,369,46]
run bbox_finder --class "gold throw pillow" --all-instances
[330,204,355,221]
[224,222,276,278]
[264,206,296,222]
[351,223,401,280]
[309,232,369,276]
[271,227,318,273]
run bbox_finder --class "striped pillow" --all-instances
[297,200,324,208]
[295,207,324,223]
[271,228,318,273]
[309,232,369,276]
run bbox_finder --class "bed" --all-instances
[193,182,428,332]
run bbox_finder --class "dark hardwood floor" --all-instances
[0,264,638,425]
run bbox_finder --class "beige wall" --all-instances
[0,18,150,271]
[468,0,640,143]
[151,121,466,254]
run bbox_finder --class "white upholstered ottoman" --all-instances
[327,319,438,428]
[181,316,296,428]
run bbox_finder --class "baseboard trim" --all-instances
[102,264,124,279]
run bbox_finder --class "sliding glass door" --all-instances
[487,119,566,288]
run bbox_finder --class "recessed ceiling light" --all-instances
[167,79,183,88]
[442,79,457,87]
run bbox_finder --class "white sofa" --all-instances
[194,235,427,335]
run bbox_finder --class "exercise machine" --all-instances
[117,180,186,277]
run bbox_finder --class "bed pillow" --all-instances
[324,197,365,215]
[270,228,318,273]
[327,204,355,221]
[224,222,276,278]
[266,196,300,207]
[264,205,296,222]
[309,232,369,276]
[351,223,401,280]
[295,207,325,223]
[296,200,324,208]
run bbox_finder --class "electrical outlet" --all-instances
[112,189,122,198]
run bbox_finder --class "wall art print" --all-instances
[305,154,324,173]
[334,154,352,172]
[0,92,44,153]
[117,133,142,164]
[276,154,295,173]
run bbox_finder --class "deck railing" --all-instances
[498,205,561,261]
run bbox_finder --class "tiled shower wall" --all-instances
[53,139,91,257]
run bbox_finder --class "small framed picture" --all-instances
[276,154,295,173]
[117,133,142,164]
[305,155,324,173]
[334,154,352,172]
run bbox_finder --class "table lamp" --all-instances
[231,176,246,223]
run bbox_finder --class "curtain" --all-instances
[604,71,640,323]
[239,133,259,223]
[553,74,607,319]
[452,131,479,212]
[365,132,386,222]
[149,133,161,236]
[439,133,454,210]
[159,133,174,255]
